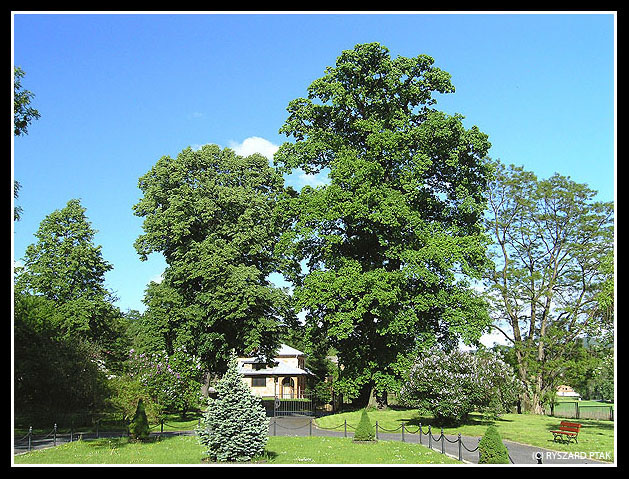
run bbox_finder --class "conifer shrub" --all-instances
[196,352,270,462]
[478,425,509,464]
[353,408,376,442]
[128,398,150,442]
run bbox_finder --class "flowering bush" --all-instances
[127,346,204,415]
[399,347,523,425]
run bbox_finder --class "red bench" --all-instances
[550,421,582,444]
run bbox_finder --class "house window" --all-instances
[252,377,266,387]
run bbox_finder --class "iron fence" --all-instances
[548,402,614,421]
[262,393,316,417]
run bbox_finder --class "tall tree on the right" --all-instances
[484,161,614,413]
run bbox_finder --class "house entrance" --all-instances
[280,377,294,399]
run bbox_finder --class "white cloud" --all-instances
[459,328,512,352]
[228,136,279,161]
[297,171,329,188]
[149,272,164,284]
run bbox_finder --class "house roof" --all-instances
[240,343,305,362]
[238,361,314,377]
[277,344,304,356]
[237,343,312,377]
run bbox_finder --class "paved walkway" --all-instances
[14,416,612,465]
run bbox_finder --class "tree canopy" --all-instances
[14,66,40,137]
[14,199,127,415]
[133,144,295,374]
[273,42,494,406]
[15,198,124,347]
[484,161,614,412]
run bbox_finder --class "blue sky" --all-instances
[12,12,616,327]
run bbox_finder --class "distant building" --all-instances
[237,344,314,398]
[556,384,581,399]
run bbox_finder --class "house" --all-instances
[556,384,581,399]
[237,344,314,399]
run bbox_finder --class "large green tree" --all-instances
[15,199,126,361]
[14,199,126,415]
[273,43,493,407]
[133,144,295,374]
[484,161,614,413]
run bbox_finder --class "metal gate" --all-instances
[269,393,315,417]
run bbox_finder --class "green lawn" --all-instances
[13,435,461,465]
[314,408,614,462]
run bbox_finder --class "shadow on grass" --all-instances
[401,412,514,429]
[83,435,176,451]
[200,450,278,464]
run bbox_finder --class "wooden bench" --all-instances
[550,421,582,443]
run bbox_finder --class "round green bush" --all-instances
[478,425,509,464]
[353,409,376,442]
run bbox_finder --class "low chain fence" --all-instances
[14,417,200,454]
[271,416,508,464]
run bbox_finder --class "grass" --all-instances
[14,435,205,465]
[13,434,461,465]
[261,436,460,464]
[314,408,615,462]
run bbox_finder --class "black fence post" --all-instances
[441,428,444,454]
[419,423,422,445]
[458,433,462,461]
[428,425,432,449]
[344,419,347,438]
[309,418,312,437]
[375,421,379,440]
[402,421,405,442]
[28,426,32,452]
[53,423,57,447]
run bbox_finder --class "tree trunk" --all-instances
[357,383,388,409]
[367,386,388,409]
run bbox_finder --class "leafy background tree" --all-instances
[14,66,41,221]
[484,161,614,413]
[14,66,41,137]
[273,42,494,408]
[133,144,296,376]
[14,199,128,418]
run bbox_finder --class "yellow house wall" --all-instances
[238,355,305,398]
